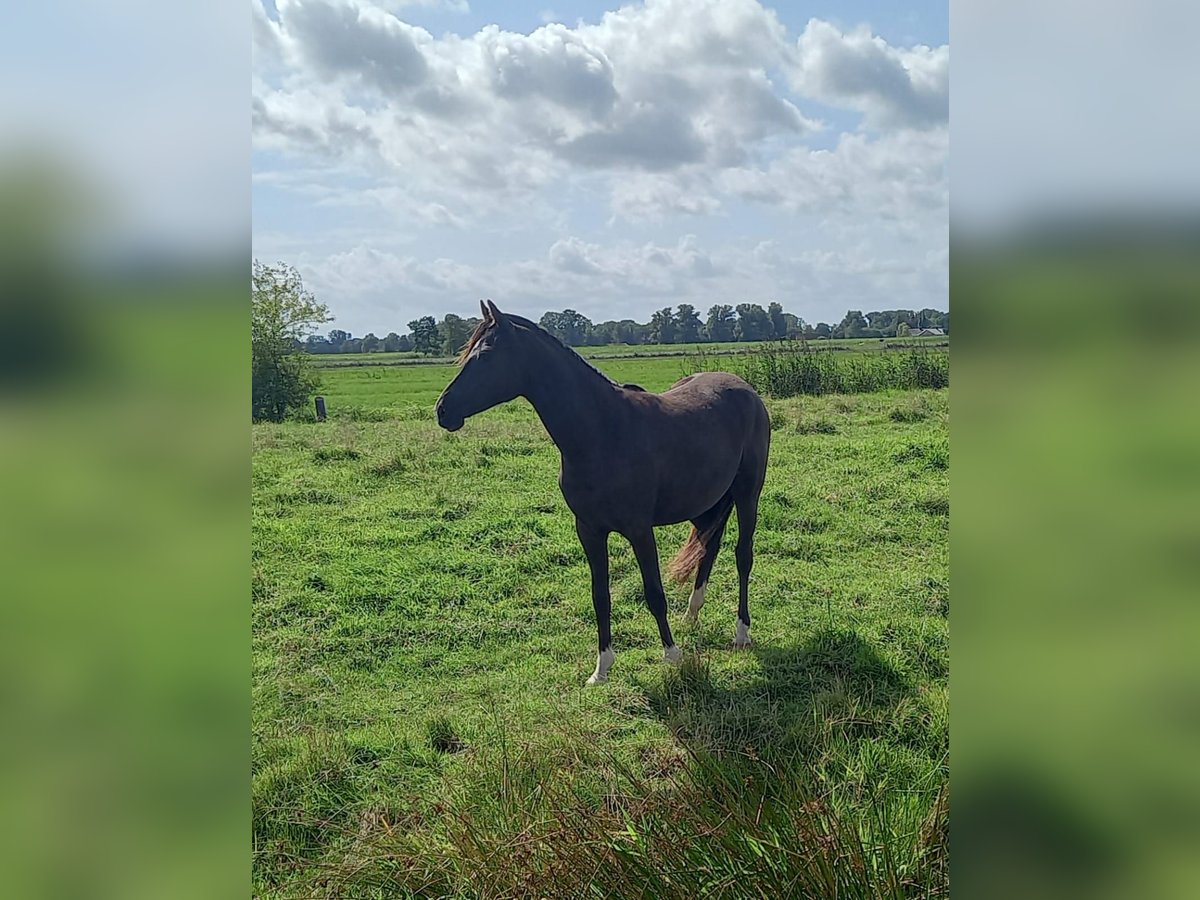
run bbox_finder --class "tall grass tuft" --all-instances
[298,726,948,899]
[711,342,949,398]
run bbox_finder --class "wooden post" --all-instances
[314,396,327,422]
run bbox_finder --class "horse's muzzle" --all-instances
[435,400,464,432]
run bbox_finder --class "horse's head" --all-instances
[436,300,527,432]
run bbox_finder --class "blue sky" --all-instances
[253,0,948,335]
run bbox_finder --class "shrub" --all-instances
[252,261,331,422]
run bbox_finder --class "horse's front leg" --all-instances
[576,519,614,685]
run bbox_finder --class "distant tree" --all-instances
[705,304,735,342]
[783,313,804,338]
[896,322,911,337]
[814,322,832,339]
[397,334,413,352]
[675,304,702,343]
[304,334,331,354]
[540,309,592,346]
[383,332,402,352]
[865,310,893,334]
[649,307,677,344]
[361,332,381,353]
[561,310,593,346]
[327,328,351,348]
[767,302,787,340]
[252,260,331,422]
[598,319,642,345]
[734,303,771,341]
[839,310,868,339]
[408,316,441,355]
[439,314,472,355]
[591,321,616,345]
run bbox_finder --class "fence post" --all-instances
[314,396,327,422]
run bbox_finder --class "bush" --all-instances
[728,342,949,398]
[252,261,331,422]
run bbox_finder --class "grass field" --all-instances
[253,354,949,897]
[309,335,949,368]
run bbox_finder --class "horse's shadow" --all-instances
[641,627,914,760]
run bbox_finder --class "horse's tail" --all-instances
[667,491,735,584]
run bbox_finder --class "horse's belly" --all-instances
[651,456,739,525]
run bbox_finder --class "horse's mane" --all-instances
[457,312,621,388]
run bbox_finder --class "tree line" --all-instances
[254,260,949,422]
[302,303,949,356]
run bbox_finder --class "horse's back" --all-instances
[648,371,770,451]
[663,371,767,423]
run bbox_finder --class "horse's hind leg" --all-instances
[685,504,729,623]
[732,462,767,649]
[628,528,681,663]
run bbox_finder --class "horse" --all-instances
[435,300,770,685]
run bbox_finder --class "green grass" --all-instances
[253,354,949,897]
[310,336,949,368]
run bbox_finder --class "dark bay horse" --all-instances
[436,300,770,684]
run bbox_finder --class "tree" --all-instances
[814,322,832,339]
[896,322,911,337]
[361,332,381,353]
[304,334,331,354]
[327,328,351,348]
[767,302,787,340]
[540,309,593,346]
[397,334,413,352]
[734,303,771,341]
[675,304,702,343]
[383,332,402,352]
[408,316,441,355]
[649,307,677,344]
[439,314,472,355]
[839,310,868,339]
[705,304,735,342]
[252,260,331,422]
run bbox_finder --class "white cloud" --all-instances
[792,19,948,130]
[252,1,949,329]
[289,228,946,331]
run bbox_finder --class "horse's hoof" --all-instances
[587,647,615,685]
[733,620,752,649]
[663,644,683,664]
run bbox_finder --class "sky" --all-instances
[252,0,948,336]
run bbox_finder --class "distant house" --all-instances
[912,327,945,337]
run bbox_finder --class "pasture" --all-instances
[309,335,949,368]
[252,353,949,897]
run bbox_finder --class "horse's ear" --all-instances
[479,299,491,323]
[485,299,507,326]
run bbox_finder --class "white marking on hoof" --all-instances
[586,647,615,685]
[733,619,752,649]
[685,584,706,622]
[663,644,683,664]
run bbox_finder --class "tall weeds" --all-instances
[705,342,949,398]
[309,736,948,899]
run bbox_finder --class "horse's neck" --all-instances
[523,344,619,460]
